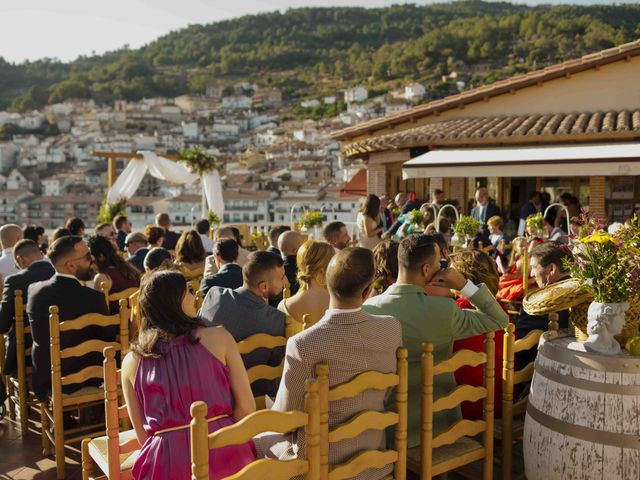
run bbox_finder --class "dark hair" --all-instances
[530,242,571,272]
[214,239,239,264]
[88,235,141,283]
[94,222,112,234]
[529,191,541,201]
[175,230,206,264]
[424,232,448,254]
[323,221,346,242]
[65,217,85,235]
[51,227,71,242]
[398,234,437,272]
[360,194,381,219]
[113,215,128,230]
[243,251,284,287]
[13,239,41,262]
[195,219,210,235]
[438,218,451,234]
[48,235,84,265]
[326,247,375,300]
[230,227,242,245]
[372,240,399,293]
[434,189,444,195]
[155,213,170,228]
[145,225,165,245]
[144,247,173,272]
[268,225,291,246]
[23,225,44,243]
[132,270,203,357]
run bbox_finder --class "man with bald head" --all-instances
[0,224,24,282]
[278,230,306,295]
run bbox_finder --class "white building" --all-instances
[344,87,368,103]
[300,99,320,108]
[222,96,252,110]
[404,83,426,100]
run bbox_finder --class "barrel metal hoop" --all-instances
[526,403,640,449]
[534,363,640,395]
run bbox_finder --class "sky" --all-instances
[0,0,623,63]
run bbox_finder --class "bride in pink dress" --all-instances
[121,270,256,479]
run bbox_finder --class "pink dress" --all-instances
[133,332,256,479]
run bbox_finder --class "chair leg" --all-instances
[41,402,51,456]
[53,411,66,479]
[18,387,28,435]
[7,377,16,420]
[81,438,94,480]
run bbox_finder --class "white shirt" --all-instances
[0,247,18,282]
[459,279,479,298]
[199,233,214,253]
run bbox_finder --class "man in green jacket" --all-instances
[363,234,509,448]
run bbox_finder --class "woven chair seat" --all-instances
[408,436,483,467]
[88,429,139,476]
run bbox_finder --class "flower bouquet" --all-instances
[207,211,221,226]
[406,209,425,232]
[298,210,324,229]
[98,196,127,223]
[525,212,546,238]
[180,146,219,175]
[452,215,481,247]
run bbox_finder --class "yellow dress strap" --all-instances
[153,414,228,436]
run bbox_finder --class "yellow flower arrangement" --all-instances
[580,230,616,245]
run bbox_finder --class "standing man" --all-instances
[0,224,24,283]
[113,215,132,251]
[278,231,306,295]
[379,195,393,232]
[322,221,351,252]
[470,187,502,228]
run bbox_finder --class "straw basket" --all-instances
[570,298,640,345]
[522,278,592,316]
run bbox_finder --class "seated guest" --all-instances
[200,239,242,295]
[125,232,149,273]
[113,215,131,251]
[277,240,334,329]
[323,221,351,252]
[144,225,165,249]
[23,225,47,254]
[143,247,173,273]
[496,236,537,303]
[196,218,214,254]
[89,235,141,314]
[65,217,86,237]
[0,240,55,376]
[51,227,71,242]
[363,234,508,448]
[121,270,256,480]
[450,249,508,420]
[370,239,399,297]
[199,251,288,397]
[266,225,290,257]
[515,242,571,369]
[278,230,307,295]
[174,230,206,273]
[0,224,23,282]
[258,248,401,478]
[397,203,435,239]
[156,213,180,251]
[204,226,251,277]
[94,222,118,249]
[487,215,509,250]
[28,236,111,400]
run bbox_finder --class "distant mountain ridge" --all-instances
[2,1,640,111]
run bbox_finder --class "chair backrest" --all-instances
[421,333,495,479]
[103,346,139,477]
[179,264,205,281]
[195,290,205,310]
[190,379,321,480]
[49,300,130,404]
[100,282,139,310]
[187,278,202,295]
[315,348,408,480]
[14,289,31,381]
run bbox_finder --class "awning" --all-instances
[402,142,640,179]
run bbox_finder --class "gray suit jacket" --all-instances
[257,309,402,480]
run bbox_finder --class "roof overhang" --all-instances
[402,142,640,179]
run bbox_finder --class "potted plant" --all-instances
[98,196,127,224]
[452,215,481,248]
[525,212,546,239]
[298,210,325,239]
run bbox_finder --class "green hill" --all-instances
[2,1,640,111]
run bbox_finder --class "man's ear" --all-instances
[362,282,373,301]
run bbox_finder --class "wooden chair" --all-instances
[100,283,139,311]
[408,333,495,480]
[190,378,321,480]
[497,323,543,480]
[195,290,205,310]
[81,346,140,480]
[314,347,408,480]
[43,300,130,479]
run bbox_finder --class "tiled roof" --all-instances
[333,39,640,141]
[342,110,640,157]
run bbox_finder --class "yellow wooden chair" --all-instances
[81,346,140,480]
[100,283,140,311]
[190,378,321,480]
[314,347,408,480]
[408,332,495,480]
[43,300,130,479]
[497,323,543,480]
[195,290,205,310]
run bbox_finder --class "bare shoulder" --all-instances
[121,351,141,380]
[197,325,234,347]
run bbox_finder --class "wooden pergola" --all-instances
[92,151,180,188]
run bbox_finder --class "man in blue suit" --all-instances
[199,239,243,295]
[470,187,501,234]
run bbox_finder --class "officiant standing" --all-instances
[470,187,501,234]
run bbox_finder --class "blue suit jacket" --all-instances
[199,263,243,295]
[127,247,149,273]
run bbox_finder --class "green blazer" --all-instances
[363,283,509,448]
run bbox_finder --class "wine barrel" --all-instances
[524,333,640,479]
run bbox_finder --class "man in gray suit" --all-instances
[199,250,289,396]
[257,247,402,479]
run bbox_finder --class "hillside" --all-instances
[2,1,640,111]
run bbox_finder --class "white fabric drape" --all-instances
[106,151,224,218]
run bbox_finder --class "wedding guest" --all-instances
[196,219,214,254]
[0,239,55,376]
[431,188,445,209]
[357,194,382,249]
[397,203,435,239]
[323,221,351,252]
[29,236,111,400]
[94,222,118,249]
[121,270,256,480]
[200,239,242,295]
[277,240,334,330]
[203,227,251,277]
[257,247,401,478]
[370,239,399,297]
[363,234,508,448]
[379,194,393,231]
[113,214,132,251]
[156,213,180,251]
[487,216,509,249]
[496,236,536,303]
[267,225,290,257]
[89,235,141,314]
[471,187,501,228]
[125,232,149,273]
[145,225,166,249]
[175,230,206,273]
[278,231,306,295]
[0,224,23,282]
[65,217,86,237]
[199,251,288,396]
[51,227,71,242]
[143,247,173,273]
[23,225,47,253]
[518,191,542,236]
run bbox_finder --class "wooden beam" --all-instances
[92,151,180,160]
[107,158,116,189]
